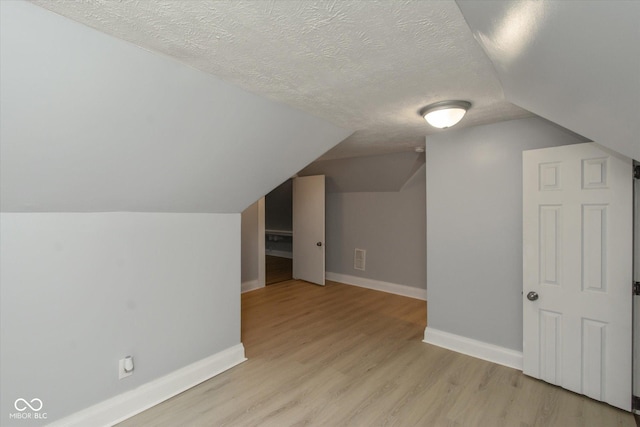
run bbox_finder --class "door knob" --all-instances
[527,291,539,301]
[316,242,322,247]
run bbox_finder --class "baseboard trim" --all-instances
[47,344,246,427]
[241,279,263,293]
[423,327,522,370]
[326,272,426,301]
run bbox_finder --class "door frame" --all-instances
[257,197,266,288]
[634,160,639,414]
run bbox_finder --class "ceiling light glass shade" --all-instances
[424,107,467,128]
[420,101,471,129]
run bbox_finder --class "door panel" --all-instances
[523,143,632,411]
[292,175,325,286]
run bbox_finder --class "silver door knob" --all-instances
[316,242,322,247]
[527,291,539,301]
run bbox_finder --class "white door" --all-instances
[293,175,325,286]
[523,142,633,411]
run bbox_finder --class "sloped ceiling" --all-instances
[457,0,640,161]
[0,1,350,213]
[28,0,531,159]
[299,152,425,193]
[4,1,635,213]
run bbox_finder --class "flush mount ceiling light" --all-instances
[419,100,471,129]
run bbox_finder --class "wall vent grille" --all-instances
[354,248,366,271]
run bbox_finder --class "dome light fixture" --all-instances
[419,100,471,129]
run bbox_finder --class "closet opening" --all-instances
[265,179,293,285]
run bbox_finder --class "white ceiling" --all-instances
[31,0,531,159]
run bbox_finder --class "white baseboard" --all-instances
[326,272,426,301]
[241,279,263,293]
[47,344,246,427]
[423,327,522,370]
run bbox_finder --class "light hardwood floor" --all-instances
[118,280,634,427]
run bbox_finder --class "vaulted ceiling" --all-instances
[458,0,640,162]
[29,0,532,160]
[2,1,638,213]
[28,0,640,161]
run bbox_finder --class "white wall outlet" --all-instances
[118,356,134,379]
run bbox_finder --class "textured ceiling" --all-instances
[31,0,531,159]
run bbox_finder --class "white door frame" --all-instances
[257,197,266,288]
[634,161,639,413]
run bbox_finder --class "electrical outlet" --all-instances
[118,356,134,379]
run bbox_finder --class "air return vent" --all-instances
[354,248,366,271]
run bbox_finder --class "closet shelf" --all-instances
[265,229,293,237]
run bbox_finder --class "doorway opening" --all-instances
[265,179,293,285]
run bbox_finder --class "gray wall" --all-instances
[241,201,260,284]
[326,165,426,289]
[426,117,585,351]
[0,213,240,425]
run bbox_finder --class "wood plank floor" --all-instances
[118,280,634,427]
[265,255,292,285]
